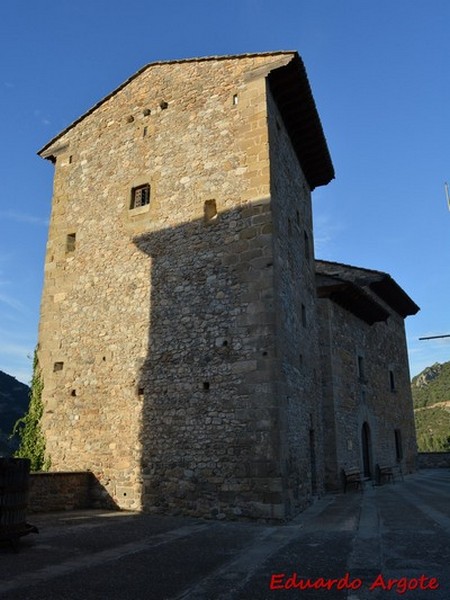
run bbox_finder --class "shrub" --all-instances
[13,349,50,471]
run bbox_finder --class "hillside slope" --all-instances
[0,370,30,455]
[412,361,450,452]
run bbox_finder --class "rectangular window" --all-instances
[130,184,150,209]
[66,233,76,253]
[301,304,307,327]
[304,230,310,261]
[358,356,365,380]
[389,369,396,391]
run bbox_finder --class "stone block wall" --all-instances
[318,295,417,490]
[135,200,281,519]
[267,87,324,514]
[418,452,450,469]
[28,472,95,513]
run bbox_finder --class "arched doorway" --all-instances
[361,422,372,478]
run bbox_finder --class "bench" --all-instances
[342,468,363,493]
[376,465,394,485]
[375,463,404,485]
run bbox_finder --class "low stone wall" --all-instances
[28,471,95,513]
[418,452,450,469]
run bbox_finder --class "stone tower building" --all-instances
[37,52,417,520]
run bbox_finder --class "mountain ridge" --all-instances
[412,360,450,452]
[0,370,30,456]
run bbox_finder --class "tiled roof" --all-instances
[267,53,334,189]
[316,259,419,320]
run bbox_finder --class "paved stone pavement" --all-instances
[0,469,449,600]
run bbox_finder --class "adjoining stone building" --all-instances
[316,260,419,490]
[36,51,418,520]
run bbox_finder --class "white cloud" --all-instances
[0,342,33,358]
[10,368,32,385]
[0,362,32,385]
[313,212,345,257]
[0,292,27,313]
[0,341,33,384]
[0,211,48,226]
[407,334,450,378]
[33,109,51,127]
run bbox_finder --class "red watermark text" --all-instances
[269,572,440,595]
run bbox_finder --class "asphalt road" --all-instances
[1,469,449,599]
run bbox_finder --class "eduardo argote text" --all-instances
[269,572,440,595]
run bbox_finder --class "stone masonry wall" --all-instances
[38,54,300,519]
[267,87,324,515]
[418,452,450,469]
[28,472,94,513]
[318,300,340,491]
[318,296,417,490]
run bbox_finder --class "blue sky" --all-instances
[1,0,449,383]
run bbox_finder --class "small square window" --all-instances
[131,184,150,209]
[204,199,217,222]
[53,361,64,372]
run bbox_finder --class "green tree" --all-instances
[13,349,50,471]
